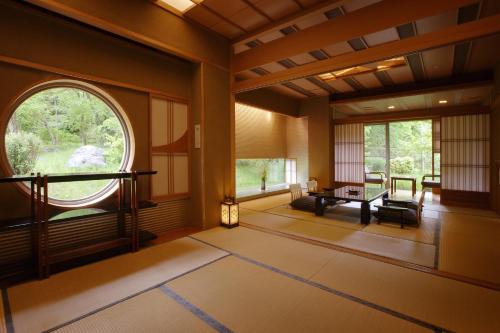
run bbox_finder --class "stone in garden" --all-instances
[67,145,106,168]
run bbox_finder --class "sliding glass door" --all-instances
[364,124,388,177]
[364,120,434,191]
[389,120,432,190]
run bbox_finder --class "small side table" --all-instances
[391,176,417,197]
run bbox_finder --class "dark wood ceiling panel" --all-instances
[211,21,245,39]
[296,0,324,8]
[295,10,327,29]
[203,0,248,18]
[421,45,454,80]
[466,35,500,72]
[230,7,270,31]
[342,0,382,12]
[327,79,356,93]
[386,66,415,85]
[415,10,457,34]
[354,73,383,89]
[249,0,301,20]
[288,52,317,65]
[185,5,221,27]
[363,28,399,47]
[322,41,354,56]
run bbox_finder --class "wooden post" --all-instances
[43,175,49,278]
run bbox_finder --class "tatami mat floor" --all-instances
[3,224,500,333]
[240,191,500,285]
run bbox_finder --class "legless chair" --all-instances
[306,180,318,193]
[289,183,303,201]
[374,189,428,228]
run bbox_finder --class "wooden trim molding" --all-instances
[441,190,491,209]
[333,105,491,124]
[233,14,500,92]
[25,0,229,71]
[0,54,189,103]
[232,0,478,73]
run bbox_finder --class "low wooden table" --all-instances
[391,176,417,197]
[311,186,389,225]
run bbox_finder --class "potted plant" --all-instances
[261,167,267,191]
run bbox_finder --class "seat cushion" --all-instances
[373,208,417,224]
[290,196,317,212]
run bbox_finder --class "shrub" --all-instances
[390,156,414,175]
[366,157,386,172]
[6,132,42,174]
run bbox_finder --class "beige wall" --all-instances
[236,88,300,117]
[26,0,229,69]
[0,1,193,98]
[235,103,309,187]
[299,96,332,189]
[235,103,287,159]
[286,117,309,185]
[0,2,233,230]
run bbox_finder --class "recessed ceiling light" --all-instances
[387,105,395,109]
[438,100,448,104]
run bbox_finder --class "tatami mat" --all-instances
[8,238,227,333]
[168,255,430,333]
[54,289,216,333]
[193,227,500,333]
[439,212,500,285]
[240,209,436,267]
[239,192,291,211]
[266,204,437,244]
[363,217,437,244]
[265,205,364,230]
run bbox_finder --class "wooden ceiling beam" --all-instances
[233,14,500,93]
[330,72,493,104]
[232,0,345,45]
[232,0,479,74]
[333,104,490,124]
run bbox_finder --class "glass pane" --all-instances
[364,124,387,174]
[6,87,127,201]
[389,120,433,190]
[236,159,286,192]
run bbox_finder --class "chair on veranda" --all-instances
[421,174,441,190]
[373,189,428,228]
[364,166,387,188]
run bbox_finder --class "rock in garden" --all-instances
[67,145,106,168]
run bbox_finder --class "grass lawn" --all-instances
[35,145,121,200]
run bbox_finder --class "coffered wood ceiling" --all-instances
[180,0,500,110]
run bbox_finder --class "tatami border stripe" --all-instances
[1,289,14,333]
[41,253,231,333]
[159,285,233,333]
[189,236,451,333]
[433,217,442,269]
[240,221,500,291]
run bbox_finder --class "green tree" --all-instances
[6,132,42,174]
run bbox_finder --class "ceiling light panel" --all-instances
[157,0,202,13]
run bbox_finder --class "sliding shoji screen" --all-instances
[441,114,490,192]
[334,123,364,184]
[150,95,190,200]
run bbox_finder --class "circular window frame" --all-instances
[0,79,135,208]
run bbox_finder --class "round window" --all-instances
[2,80,135,207]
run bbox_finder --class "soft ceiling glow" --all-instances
[438,100,448,104]
[387,105,395,110]
[318,57,406,82]
[157,0,203,13]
